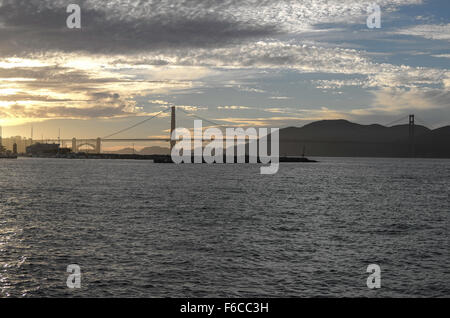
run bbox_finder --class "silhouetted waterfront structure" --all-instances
[3,112,450,158]
[26,143,60,156]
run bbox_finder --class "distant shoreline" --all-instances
[17,154,318,163]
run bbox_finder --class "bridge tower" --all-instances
[96,138,101,154]
[409,114,415,157]
[72,137,77,153]
[170,106,176,151]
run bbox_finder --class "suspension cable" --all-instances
[177,108,227,129]
[385,115,409,127]
[102,108,171,139]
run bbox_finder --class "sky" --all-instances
[0,0,449,149]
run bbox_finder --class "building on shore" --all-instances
[26,142,72,156]
[1,136,34,154]
[26,143,59,155]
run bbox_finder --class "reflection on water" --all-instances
[0,224,27,297]
[0,157,449,297]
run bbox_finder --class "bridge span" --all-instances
[41,107,178,153]
[41,137,172,153]
[34,108,421,157]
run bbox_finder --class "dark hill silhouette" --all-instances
[281,120,430,143]
[108,119,449,158]
[278,119,448,158]
[413,126,450,157]
[107,146,170,155]
[107,147,135,154]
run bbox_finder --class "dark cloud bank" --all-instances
[0,0,279,57]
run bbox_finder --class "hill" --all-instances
[106,146,170,155]
[278,120,449,158]
[106,120,450,158]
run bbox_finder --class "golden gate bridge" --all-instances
[29,107,426,156]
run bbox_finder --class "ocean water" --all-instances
[0,157,448,298]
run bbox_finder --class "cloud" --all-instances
[0,0,424,57]
[392,23,450,41]
[213,110,346,127]
[208,86,450,127]
[0,63,198,121]
[432,54,450,59]
[269,96,292,100]
[0,0,278,57]
[0,104,135,119]
[3,0,449,130]
[163,41,449,90]
[313,79,368,89]
[176,105,208,112]
[217,106,252,110]
[371,88,450,112]
[2,38,447,124]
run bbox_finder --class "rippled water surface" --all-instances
[0,157,449,297]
